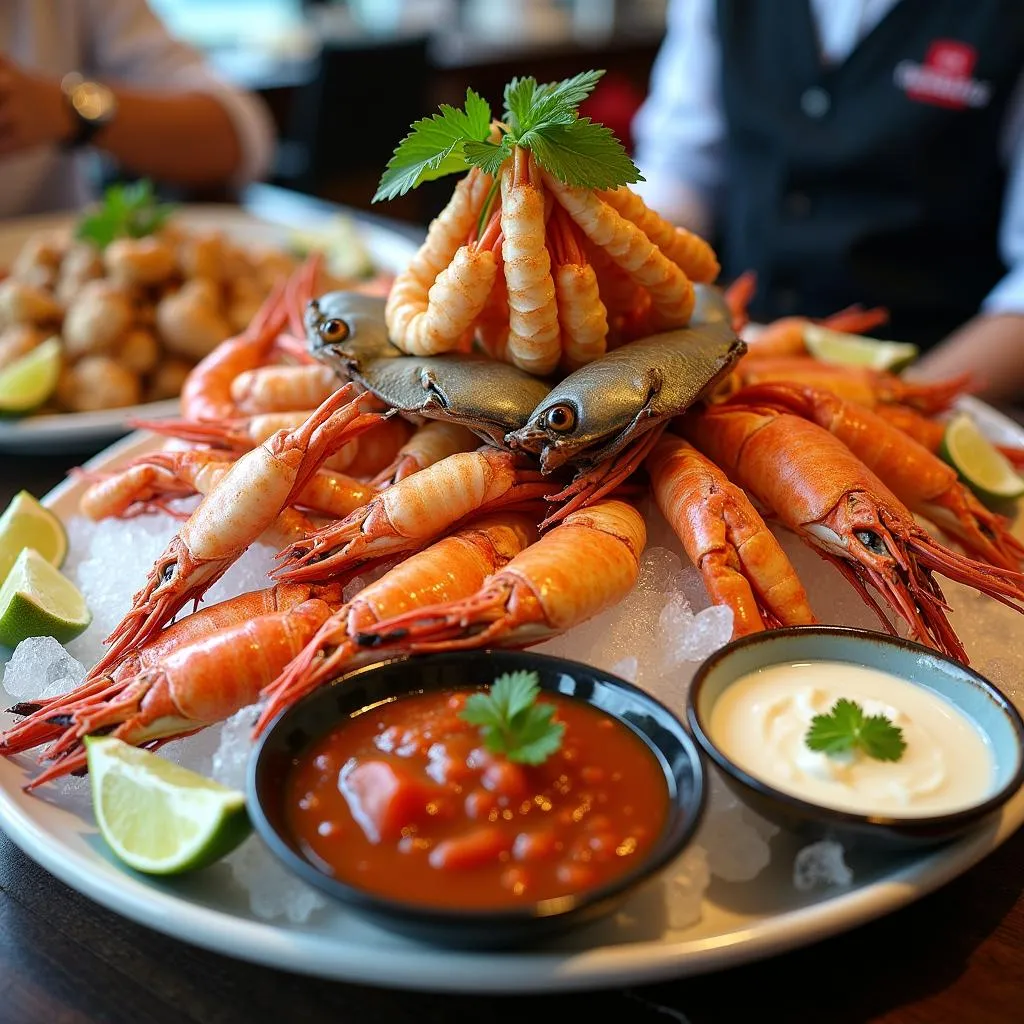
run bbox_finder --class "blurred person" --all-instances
[631,0,1024,405]
[0,0,276,217]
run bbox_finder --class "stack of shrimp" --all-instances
[384,144,720,376]
[5,183,1024,793]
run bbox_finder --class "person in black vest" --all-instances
[632,0,1024,405]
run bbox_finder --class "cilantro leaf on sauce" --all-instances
[459,670,565,765]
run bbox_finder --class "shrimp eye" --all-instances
[855,530,889,557]
[543,404,576,433]
[159,561,176,584]
[319,318,349,344]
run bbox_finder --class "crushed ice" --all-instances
[793,839,854,891]
[6,501,1024,929]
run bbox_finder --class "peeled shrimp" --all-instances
[544,173,695,329]
[230,363,340,415]
[385,168,496,355]
[597,187,720,284]
[501,149,561,375]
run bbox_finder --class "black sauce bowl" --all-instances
[247,649,705,949]
[687,626,1024,851]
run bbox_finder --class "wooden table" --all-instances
[1,192,1023,1023]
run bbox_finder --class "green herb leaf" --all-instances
[459,670,565,765]
[75,179,176,249]
[527,118,644,189]
[374,68,642,201]
[805,698,907,762]
[373,88,492,202]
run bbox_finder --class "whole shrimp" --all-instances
[646,433,817,637]
[355,500,645,652]
[130,409,378,476]
[20,598,338,789]
[385,167,498,355]
[1,582,339,757]
[729,355,971,415]
[272,448,551,584]
[874,404,1024,473]
[89,383,385,680]
[370,420,480,488]
[728,383,1024,572]
[543,172,695,330]
[229,362,340,415]
[548,204,608,371]
[681,403,1024,663]
[502,148,562,375]
[255,511,539,732]
[78,448,378,523]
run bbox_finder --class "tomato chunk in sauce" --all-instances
[285,688,670,909]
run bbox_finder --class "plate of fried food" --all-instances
[0,181,417,454]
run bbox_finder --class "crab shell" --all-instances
[305,286,745,471]
[305,291,551,448]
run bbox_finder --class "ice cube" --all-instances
[1,636,86,702]
[696,769,778,882]
[225,836,328,923]
[793,839,853,891]
[663,843,710,930]
[211,705,262,791]
[635,547,684,593]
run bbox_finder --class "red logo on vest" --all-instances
[893,40,992,110]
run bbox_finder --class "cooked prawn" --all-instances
[255,511,539,732]
[502,148,561,375]
[597,186,720,284]
[370,420,480,488]
[544,173,695,329]
[272,448,550,584]
[355,500,645,652]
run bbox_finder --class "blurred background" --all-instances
[146,0,668,223]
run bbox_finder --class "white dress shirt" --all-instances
[631,0,1024,317]
[0,0,276,218]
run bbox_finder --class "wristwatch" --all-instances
[59,72,118,149]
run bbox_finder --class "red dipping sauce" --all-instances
[284,688,670,909]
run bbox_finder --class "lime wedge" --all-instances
[939,412,1024,504]
[0,547,90,647]
[0,336,62,415]
[0,490,68,584]
[804,324,919,372]
[86,736,252,875]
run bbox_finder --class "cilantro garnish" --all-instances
[373,69,642,203]
[76,179,177,249]
[805,698,907,763]
[459,670,565,765]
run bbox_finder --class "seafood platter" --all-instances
[0,187,405,453]
[1,70,1024,992]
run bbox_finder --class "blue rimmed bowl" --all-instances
[687,626,1024,850]
[247,649,706,949]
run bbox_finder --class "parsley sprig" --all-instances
[373,69,642,203]
[805,698,907,763]
[459,670,565,765]
[76,179,176,249]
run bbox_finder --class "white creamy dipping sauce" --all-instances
[709,661,996,817]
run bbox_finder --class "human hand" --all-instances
[0,53,72,156]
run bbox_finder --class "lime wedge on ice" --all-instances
[0,336,62,414]
[86,736,252,875]
[0,489,67,584]
[0,547,90,647]
[804,324,919,372]
[939,412,1024,504]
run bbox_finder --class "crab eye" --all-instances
[543,404,576,433]
[318,318,349,344]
